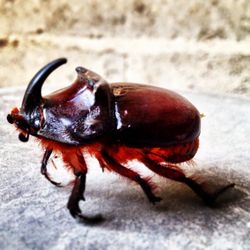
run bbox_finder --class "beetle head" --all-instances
[7,58,67,142]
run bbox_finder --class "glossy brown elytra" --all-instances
[7,58,234,223]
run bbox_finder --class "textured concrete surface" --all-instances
[0,87,250,250]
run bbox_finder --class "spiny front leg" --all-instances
[63,152,103,223]
[67,173,86,217]
[41,148,62,187]
[67,172,103,223]
[99,149,162,204]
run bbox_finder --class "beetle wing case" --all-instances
[38,67,116,145]
[111,83,201,147]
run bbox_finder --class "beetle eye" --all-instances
[7,114,14,124]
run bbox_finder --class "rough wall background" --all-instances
[2,0,250,40]
[1,0,250,96]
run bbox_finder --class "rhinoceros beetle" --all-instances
[7,58,234,223]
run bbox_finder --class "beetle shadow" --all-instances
[154,182,247,212]
[84,170,250,231]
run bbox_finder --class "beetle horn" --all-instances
[21,58,67,113]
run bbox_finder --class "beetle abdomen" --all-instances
[85,138,199,168]
[145,138,199,163]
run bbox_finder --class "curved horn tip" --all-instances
[56,57,67,64]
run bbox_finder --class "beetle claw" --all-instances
[67,199,104,224]
[41,149,63,187]
[42,170,63,187]
[52,181,63,187]
[76,213,104,224]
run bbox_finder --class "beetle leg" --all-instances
[99,150,162,204]
[142,156,234,205]
[67,173,86,216]
[67,172,103,223]
[63,152,103,223]
[41,148,62,187]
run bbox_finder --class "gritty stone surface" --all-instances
[0,87,250,250]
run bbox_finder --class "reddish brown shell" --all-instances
[111,83,200,147]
